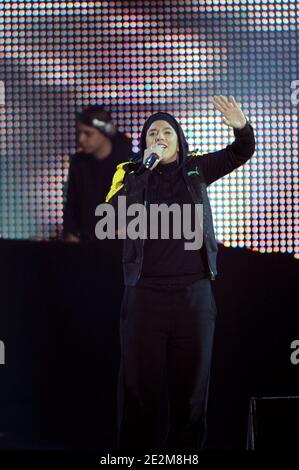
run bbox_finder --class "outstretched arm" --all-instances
[213,94,247,130]
[198,95,256,186]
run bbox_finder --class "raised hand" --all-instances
[213,95,247,130]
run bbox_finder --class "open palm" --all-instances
[213,95,247,130]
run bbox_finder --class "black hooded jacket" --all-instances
[137,112,207,286]
[105,113,256,286]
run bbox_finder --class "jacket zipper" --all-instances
[135,186,147,284]
[182,168,215,281]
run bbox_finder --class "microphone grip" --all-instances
[144,153,158,169]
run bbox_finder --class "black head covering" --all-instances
[139,112,189,165]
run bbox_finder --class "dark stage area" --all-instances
[0,240,298,450]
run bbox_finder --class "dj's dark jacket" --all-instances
[106,120,256,286]
[63,131,133,241]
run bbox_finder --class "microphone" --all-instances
[144,145,165,169]
[144,153,158,169]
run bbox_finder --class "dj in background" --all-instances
[63,105,133,242]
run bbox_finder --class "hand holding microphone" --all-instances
[143,144,165,170]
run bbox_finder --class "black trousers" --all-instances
[117,278,217,452]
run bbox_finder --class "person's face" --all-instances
[145,120,179,164]
[78,123,107,155]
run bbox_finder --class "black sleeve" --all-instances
[105,162,151,209]
[198,121,256,186]
[63,157,81,238]
[103,162,151,238]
